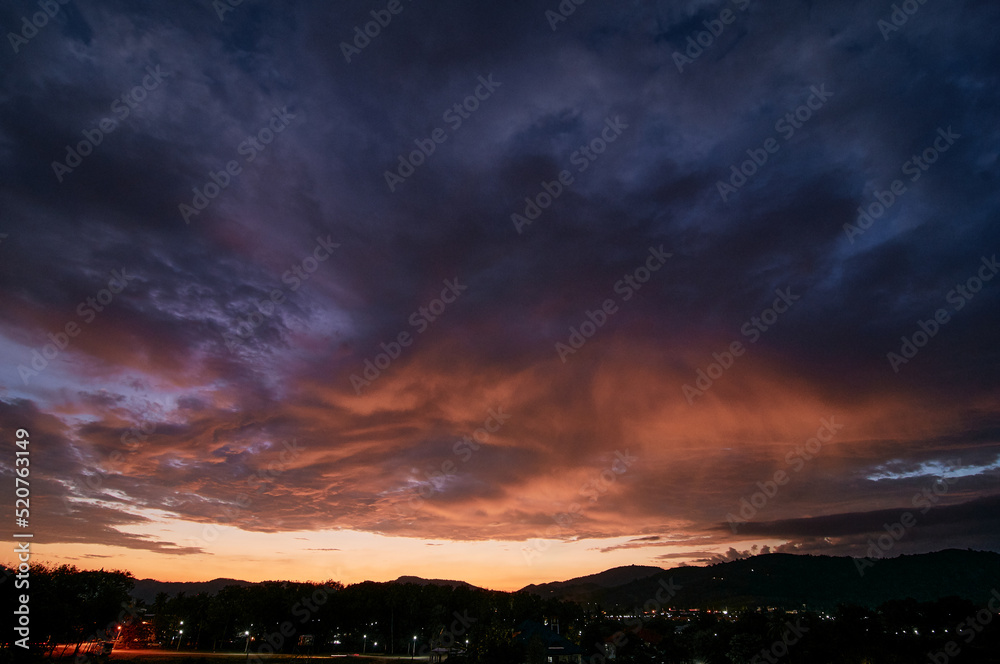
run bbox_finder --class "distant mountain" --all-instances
[129,550,1000,611]
[130,577,253,603]
[521,550,1000,610]
[519,565,664,602]
[129,575,478,603]
[393,575,481,589]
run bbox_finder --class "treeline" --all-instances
[143,577,581,657]
[3,565,998,664]
[1,564,134,660]
[0,564,581,663]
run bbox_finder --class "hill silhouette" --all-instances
[520,550,1000,610]
[131,577,254,603]
[394,575,481,589]
[520,564,664,599]
[128,550,1000,610]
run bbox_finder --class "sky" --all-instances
[0,0,999,592]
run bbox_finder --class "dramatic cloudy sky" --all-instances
[1,0,998,591]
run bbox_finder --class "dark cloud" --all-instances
[0,0,998,579]
[728,494,1000,542]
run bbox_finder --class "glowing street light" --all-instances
[411,635,417,659]
[363,634,368,654]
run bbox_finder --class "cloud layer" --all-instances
[1,0,998,583]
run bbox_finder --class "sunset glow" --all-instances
[1,0,998,592]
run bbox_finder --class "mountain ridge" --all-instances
[393,575,480,589]
[518,549,1000,609]
[519,564,665,595]
[129,550,1000,609]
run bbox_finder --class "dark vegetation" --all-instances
[2,550,998,664]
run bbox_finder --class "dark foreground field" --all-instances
[35,649,433,664]
[108,653,431,664]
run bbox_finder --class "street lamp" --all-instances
[411,636,417,659]
[176,629,184,651]
[363,634,367,654]
[244,631,251,653]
